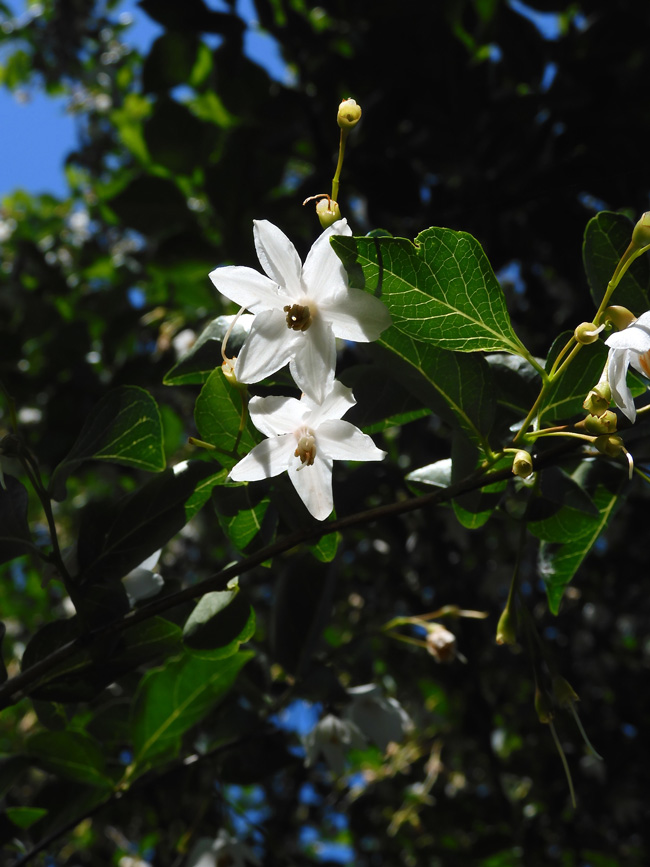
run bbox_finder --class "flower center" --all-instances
[639,350,650,379]
[294,426,316,466]
[284,303,312,332]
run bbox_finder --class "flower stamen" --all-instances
[284,304,312,332]
[294,427,316,466]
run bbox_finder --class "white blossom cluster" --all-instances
[209,219,392,519]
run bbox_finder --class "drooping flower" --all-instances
[209,219,391,402]
[604,310,650,422]
[344,684,412,751]
[229,381,386,520]
[303,713,367,775]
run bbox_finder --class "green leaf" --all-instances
[131,648,253,770]
[583,211,650,313]
[308,531,340,563]
[528,465,623,614]
[183,581,256,653]
[25,731,114,788]
[50,386,165,501]
[377,326,495,445]
[212,481,274,552]
[5,807,49,829]
[332,229,525,354]
[339,362,431,434]
[194,368,258,469]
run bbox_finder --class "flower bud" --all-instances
[495,605,516,645]
[221,357,247,391]
[584,410,617,435]
[574,321,603,345]
[535,686,553,724]
[603,305,637,332]
[316,196,342,228]
[583,383,611,417]
[511,449,534,480]
[425,624,457,663]
[594,434,625,457]
[631,211,650,250]
[552,675,579,708]
[337,98,362,129]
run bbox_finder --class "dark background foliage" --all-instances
[1,0,650,865]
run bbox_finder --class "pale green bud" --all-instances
[583,383,611,417]
[594,434,625,457]
[574,321,603,345]
[512,449,534,480]
[316,197,342,228]
[631,211,650,250]
[584,410,617,435]
[535,686,553,724]
[552,675,579,708]
[337,98,362,129]
[603,305,637,332]
[496,605,516,645]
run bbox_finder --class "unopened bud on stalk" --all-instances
[496,605,516,645]
[574,321,604,345]
[512,449,534,480]
[603,305,637,332]
[316,196,341,228]
[631,211,650,250]
[552,675,579,708]
[584,410,617,435]
[535,685,554,725]
[594,433,625,458]
[337,98,362,129]
[425,624,457,663]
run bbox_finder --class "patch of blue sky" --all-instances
[272,698,322,737]
[0,0,291,197]
[508,0,563,40]
[497,260,526,295]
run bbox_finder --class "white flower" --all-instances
[303,714,367,775]
[209,219,391,402]
[121,549,164,605]
[344,684,412,751]
[605,310,650,422]
[185,831,261,867]
[229,381,386,520]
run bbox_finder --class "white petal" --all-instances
[288,452,334,520]
[289,317,336,404]
[605,319,650,352]
[308,380,356,427]
[209,264,283,313]
[254,220,303,299]
[317,420,386,462]
[607,347,636,422]
[301,219,352,302]
[321,287,392,342]
[122,569,164,605]
[249,394,306,437]
[235,309,298,384]
[229,435,293,481]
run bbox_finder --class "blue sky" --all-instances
[0,0,289,198]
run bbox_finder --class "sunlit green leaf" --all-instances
[583,211,650,313]
[194,368,258,469]
[183,581,256,653]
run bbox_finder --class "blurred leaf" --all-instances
[49,386,165,501]
[583,211,650,313]
[0,623,6,684]
[5,807,49,829]
[0,476,36,564]
[131,648,253,770]
[183,581,255,653]
[212,481,274,552]
[143,98,212,174]
[105,175,190,237]
[142,32,200,93]
[194,368,258,469]
[25,731,114,788]
[332,230,525,354]
[77,462,217,584]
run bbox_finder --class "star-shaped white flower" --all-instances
[229,381,386,520]
[605,310,650,422]
[209,219,392,402]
